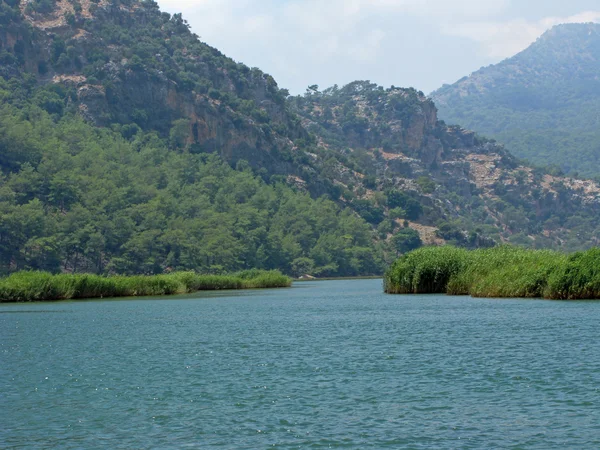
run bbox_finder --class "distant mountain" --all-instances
[431,23,600,177]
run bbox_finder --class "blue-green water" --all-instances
[2,279,600,448]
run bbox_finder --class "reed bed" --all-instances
[0,270,292,303]
[384,246,600,299]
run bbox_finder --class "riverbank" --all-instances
[0,270,292,302]
[384,246,600,300]
[295,275,382,282]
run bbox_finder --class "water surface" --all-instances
[2,279,600,448]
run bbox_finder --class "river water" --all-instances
[2,279,600,448]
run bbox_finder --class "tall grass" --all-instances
[384,246,600,300]
[0,270,291,303]
[546,248,600,299]
[384,246,470,294]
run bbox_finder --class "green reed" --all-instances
[0,270,292,302]
[383,245,600,299]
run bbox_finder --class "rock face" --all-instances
[0,0,307,175]
[291,82,600,250]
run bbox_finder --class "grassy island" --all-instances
[384,246,600,300]
[0,270,291,303]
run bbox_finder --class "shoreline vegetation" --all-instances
[384,246,600,300]
[0,270,291,303]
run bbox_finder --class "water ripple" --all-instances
[2,280,600,448]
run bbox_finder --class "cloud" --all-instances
[159,0,510,36]
[156,0,600,93]
[445,10,600,59]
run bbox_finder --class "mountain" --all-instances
[1,0,600,277]
[0,0,382,276]
[291,82,600,251]
[0,0,314,175]
[431,23,600,177]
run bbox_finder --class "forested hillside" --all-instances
[431,23,600,177]
[0,0,384,276]
[1,0,600,276]
[0,100,382,276]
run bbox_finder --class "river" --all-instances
[2,279,600,448]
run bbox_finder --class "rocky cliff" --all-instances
[0,0,308,175]
[291,82,600,250]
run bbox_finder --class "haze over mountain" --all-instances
[432,23,600,177]
[157,0,600,95]
[1,0,600,276]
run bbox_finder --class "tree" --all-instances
[291,257,315,277]
[386,190,422,220]
[169,118,191,150]
[391,228,422,255]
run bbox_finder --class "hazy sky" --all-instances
[157,0,600,95]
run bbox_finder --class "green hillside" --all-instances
[0,99,382,276]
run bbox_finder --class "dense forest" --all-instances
[0,0,384,276]
[432,23,600,177]
[0,96,382,276]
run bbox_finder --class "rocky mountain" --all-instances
[0,0,313,175]
[291,82,600,250]
[431,23,600,177]
[1,0,600,276]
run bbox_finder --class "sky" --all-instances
[157,0,600,95]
